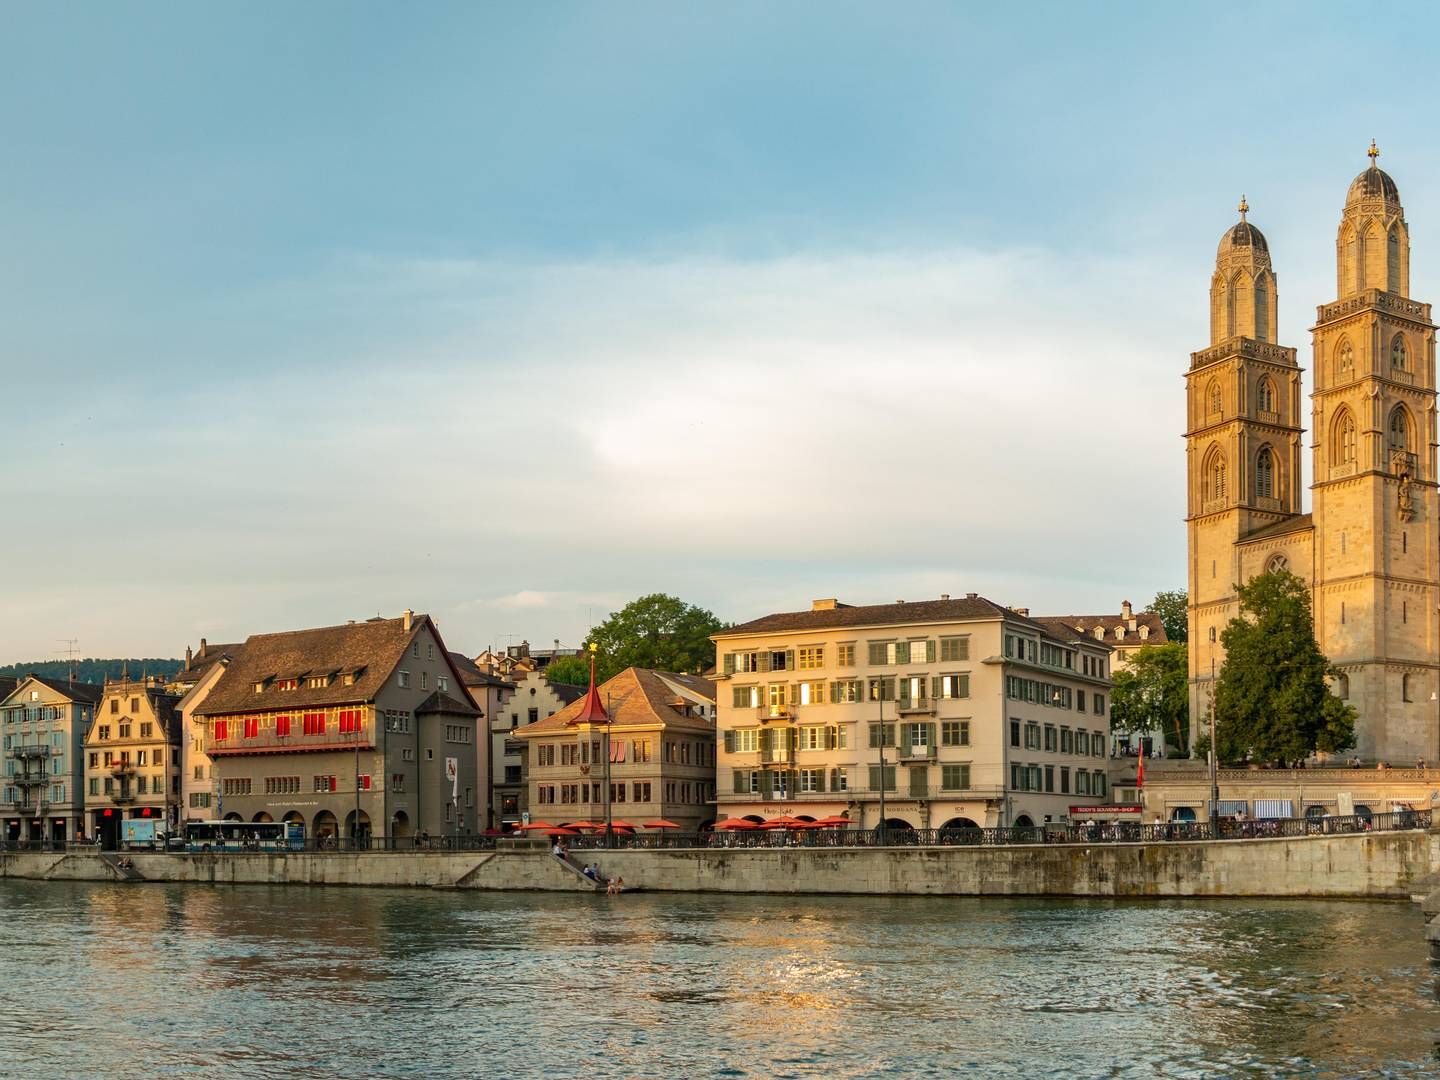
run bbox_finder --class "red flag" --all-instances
[1136,752,1145,789]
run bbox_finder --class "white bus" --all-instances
[183,820,303,851]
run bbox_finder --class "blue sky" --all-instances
[5,3,1440,659]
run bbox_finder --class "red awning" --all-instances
[714,818,760,831]
[642,820,682,829]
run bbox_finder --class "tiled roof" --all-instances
[177,642,244,682]
[1041,613,1169,648]
[1240,513,1313,544]
[448,651,513,689]
[717,596,1018,638]
[513,667,716,737]
[198,614,438,716]
[22,675,105,705]
[415,690,480,716]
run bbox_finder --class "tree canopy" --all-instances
[0,658,183,685]
[1212,570,1355,765]
[585,594,724,681]
[543,655,590,688]
[1145,589,1188,643]
[1108,642,1189,752]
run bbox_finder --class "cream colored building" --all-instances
[712,596,1114,830]
[513,667,717,833]
[1188,146,1440,764]
[1,676,103,847]
[176,644,242,824]
[83,676,182,847]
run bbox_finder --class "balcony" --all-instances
[13,773,49,787]
[755,706,793,722]
[7,800,39,814]
[110,788,136,805]
[761,747,792,766]
[13,745,50,760]
[896,743,937,762]
[208,726,374,757]
[109,761,136,778]
[895,701,936,717]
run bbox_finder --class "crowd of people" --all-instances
[553,840,625,893]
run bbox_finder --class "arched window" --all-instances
[1205,449,1228,502]
[1337,339,1355,381]
[1391,335,1408,371]
[1333,409,1357,465]
[1256,446,1275,499]
[1208,626,1217,643]
[1266,553,1288,574]
[1256,377,1276,414]
[1389,405,1411,452]
[1207,381,1222,415]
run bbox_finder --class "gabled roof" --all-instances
[198,614,439,716]
[1240,513,1314,545]
[716,596,1013,638]
[1041,612,1168,648]
[513,667,717,737]
[7,675,106,706]
[415,690,480,717]
[448,651,513,689]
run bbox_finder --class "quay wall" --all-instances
[4,829,1440,899]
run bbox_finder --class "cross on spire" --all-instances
[1369,138,1380,165]
[1238,194,1248,221]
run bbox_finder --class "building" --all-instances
[475,639,583,679]
[176,642,243,825]
[1052,601,1172,755]
[0,675,104,846]
[82,676,182,847]
[195,611,481,842]
[1188,146,1439,764]
[447,651,510,828]
[712,596,1114,830]
[491,670,583,827]
[513,666,717,833]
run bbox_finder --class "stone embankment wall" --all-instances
[3,829,1438,899]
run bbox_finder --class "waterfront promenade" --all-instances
[3,818,1437,900]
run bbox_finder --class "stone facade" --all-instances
[1188,150,1440,764]
[0,676,103,846]
[712,596,1114,829]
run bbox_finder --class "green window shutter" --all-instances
[868,765,881,791]
[885,724,896,748]
[724,730,736,753]
[895,642,909,664]
[760,770,774,799]
[867,642,885,665]
[758,652,771,673]
[786,650,795,671]
[732,770,745,794]
[816,768,826,792]
[787,683,798,707]
[761,728,773,754]
[926,722,937,747]
[931,676,941,698]
[788,727,799,750]
[723,653,736,675]
[958,674,970,698]
[925,641,935,663]
[868,723,879,749]
[897,722,911,749]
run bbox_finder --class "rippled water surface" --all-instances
[2,881,1439,1078]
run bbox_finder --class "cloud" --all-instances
[1,243,1195,658]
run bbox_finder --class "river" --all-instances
[1,881,1436,1078]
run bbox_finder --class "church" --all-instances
[1186,144,1439,764]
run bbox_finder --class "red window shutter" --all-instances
[216,721,228,741]
[277,715,290,736]
[330,777,337,792]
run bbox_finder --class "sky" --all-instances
[6,2,1440,661]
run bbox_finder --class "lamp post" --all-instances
[604,689,614,849]
[877,683,887,846]
[1209,656,1219,831]
[354,738,361,851]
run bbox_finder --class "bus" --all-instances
[183,820,304,851]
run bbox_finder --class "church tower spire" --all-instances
[1311,145,1438,762]
[1186,198,1303,731]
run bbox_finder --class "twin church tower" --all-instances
[1187,144,1439,762]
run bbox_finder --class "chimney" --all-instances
[403,609,414,632]
[185,646,193,670]
[940,594,950,601]
[812,599,839,611]
[1015,607,1030,617]
[199,638,208,657]
[965,592,978,600]
[1121,600,1133,620]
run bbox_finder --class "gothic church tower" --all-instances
[1310,144,1439,762]
[1185,200,1304,725]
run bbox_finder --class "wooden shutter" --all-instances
[760,770,774,799]
[868,766,881,791]
[732,770,745,794]
[787,683,798,707]
[723,653,736,675]
[931,676,941,699]
[724,730,736,754]
[868,723,879,748]
[758,652,771,673]
[885,724,896,748]
[816,768,826,793]
[786,650,795,671]
[897,722,912,749]
[789,727,799,750]
[958,674,970,698]
[759,728,772,754]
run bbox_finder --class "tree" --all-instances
[1145,589,1189,643]
[1108,643,1189,752]
[1212,570,1356,765]
[543,655,590,688]
[586,594,725,681]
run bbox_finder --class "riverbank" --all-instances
[5,826,1439,898]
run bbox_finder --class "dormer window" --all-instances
[277,678,299,691]
[307,675,330,690]
[1092,627,1103,641]
[1139,626,1150,640]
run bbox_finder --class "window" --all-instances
[398,671,411,688]
[129,697,139,713]
[88,752,97,768]
[1061,727,1073,754]
[212,721,227,742]
[265,776,301,795]
[1060,766,1070,794]
[1044,765,1054,793]
[1044,725,1057,752]
[1093,695,1105,716]
[243,717,258,739]
[90,778,99,796]
[276,715,291,737]
[799,726,825,750]
[109,699,118,715]
[277,678,299,691]
[222,778,252,796]
[1009,719,1020,747]
[1334,409,1357,465]
[136,750,148,766]
[941,721,970,747]
[867,723,896,748]
[830,679,863,703]
[421,672,430,690]
[391,772,406,792]
[1207,450,1227,502]
[799,681,825,705]
[633,782,651,802]
[939,637,970,662]
[731,685,760,709]
[302,712,325,736]
[1077,731,1090,755]
[1392,334,1408,371]
[1389,406,1411,453]
[733,729,758,753]
[797,646,824,670]
[119,724,131,739]
[1256,377,1275,413]
[1337,339,1354,379]
[313,775,337,792]
[866,677,895,702]
[1256,447,1274,499]
[1207,381,1221,414]
[140,722,153,738]
[941,764,971,790]
[837,643,856,666]
[799,769,824,793]
[1077,771,1091,795]
[438,676,449,693]
[1024,723,1040,750]
[867,765,897,792]
[936,673,969,699]
[338,709,364,734]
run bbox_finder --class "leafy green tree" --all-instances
[543,655,591,688]
[587,594,724,680]
[1145,589,1189,643]
[1212,570,1355,765]
[1108,642,1189,752]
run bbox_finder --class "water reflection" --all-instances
[0,883,1436,1078]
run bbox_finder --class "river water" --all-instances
[1,881,1437,1079]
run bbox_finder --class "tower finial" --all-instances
[1369,138,1380,165]
[1238,194,1248,221]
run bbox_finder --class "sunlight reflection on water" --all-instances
[1,882,1437,1078]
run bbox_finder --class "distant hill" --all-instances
[0,659,185,686]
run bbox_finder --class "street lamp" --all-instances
[876,681,887,846]
[1209,656,1219,831]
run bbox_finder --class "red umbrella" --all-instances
[566,821,604,830]
[642,819,682,829]
[513,821,557,831]
[540,827,580,837]
[714,818,760,831]
[607,820,638,830]
[762,816,809,829]
[807,815,854,827]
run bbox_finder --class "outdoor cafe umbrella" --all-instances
[761,816,809,830]
[642,819,682,829]
[513,822,557,831]
[607,820,637,831]
[714,818,760,830]
[806,815,854,828]
[566,821,604,830]
[540,827,581,837]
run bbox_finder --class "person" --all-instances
[583,863,598,881]
[552,841,562,857]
